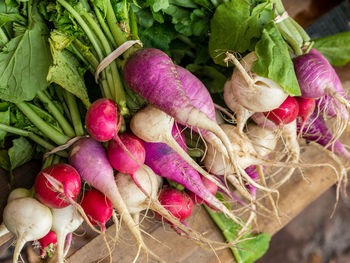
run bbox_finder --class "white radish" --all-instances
[7,188,31,202]
[51,205,83,263]
[3,197,52,263]
[246,123,278,157]
[225,52,288,112]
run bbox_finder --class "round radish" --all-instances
[108,133,145,174]
[264,96,299,125]
[34,163,81,209]
[85,98,121,142]
[37,230,57,258]
[80,188,113,232]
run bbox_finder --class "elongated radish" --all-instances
[224,52,288,112]
[143,138,242,225]
[34,163,81,209]
[69,138,154,258]
[124,48,240,173]
[37,230,57,258]
[130,105,229,194]
[224,80,253,133]
[51,205,83,263]
[264,96,299,125]
[85,98,121,142]
[298,113,350,160]
[80,189,113,232]
[188,176,218,206]
[3,197,52,263]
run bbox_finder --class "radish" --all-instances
[224,52,288,112]
[3,197,52,263]
[85,98,122,142]
[223,80,253,133]
[296,97,316,137]
[264,96,299,125]
[108,133,146,192]
[130,105,228,194]
[124,48,240,173]
[37,230,57,258]
[80,188,113,232]
[34,163,81,209]
[7,188,31,202]
[246,123,278,158]
[69,138,155,259]
[143,135,243,225]
[157,188,193,222]
[188,176,218,206]
[51,205,83,263]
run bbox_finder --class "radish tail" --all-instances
[13,235,26,263]
[0,223,9,237]
[56,231,66,263]
[63,233,72,257]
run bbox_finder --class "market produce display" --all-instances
[0,0,350,262]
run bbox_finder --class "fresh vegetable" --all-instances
[51,205,83,263]
[188,176,218,206]
[296,97,316,137]
[3,197,52,263]
[37,230,57,258]
[264,96,299,125]
[80,188,113,232]
[34,163,81,209]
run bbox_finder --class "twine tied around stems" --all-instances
[43,136,88,161]
[274,11,289,23]
[95,40,143,83]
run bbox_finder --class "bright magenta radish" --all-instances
[69,138,153,258]
[158,188,193,222]
[37,230,57,258]
[296,97,315,136]
[124,48,239,174]
[189,176,218,206]
[85,98,121,142]
[264,96,299,125]
[108,133,145,174]
[80,189,113,232]
[34,163,81,209]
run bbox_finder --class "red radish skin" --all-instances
[264,96,299,125]
[296,97,316,137]
[157,188,193,222]
[34,164,81,209]
[108,133,145,174]
[38,230,57,258]
[69,138,153,258]
[124,48,240,175]
[85,98,121,142]
[80,189,113,232]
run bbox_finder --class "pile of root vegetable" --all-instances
[1,0,350,262]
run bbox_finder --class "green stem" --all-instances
[57,0,105,61]
[129,8,139,40]
[16,102,70,145]
[93,5,117,48]
[63,90,84,136]
[52,155,61,165]
[204,205,242,263]
[0,123,67,157]
[106,0,128,46]
[36,90,75,137]
[42,155,54,169]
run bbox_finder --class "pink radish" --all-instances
[69,138,155,259]
[188,176,218,206]
[3,197,52,263]
[85,98,122,142]
[80,188,113,232]
[34,163,81,209]
[37,230,57,258]
[264,96,299,125]
[124,48,241,173]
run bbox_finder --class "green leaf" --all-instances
[252,22,301,96]
[150,0,169,12]
[169,0,198,8]
[139,22,177,50]
[209,0,273,65]
[8,136,33,171]
[0,103,11,146]
[47,33,90,108]
[0,0,51,103]
[313,32,350,67]
[0,13,25,27]
[0,149,10,171]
